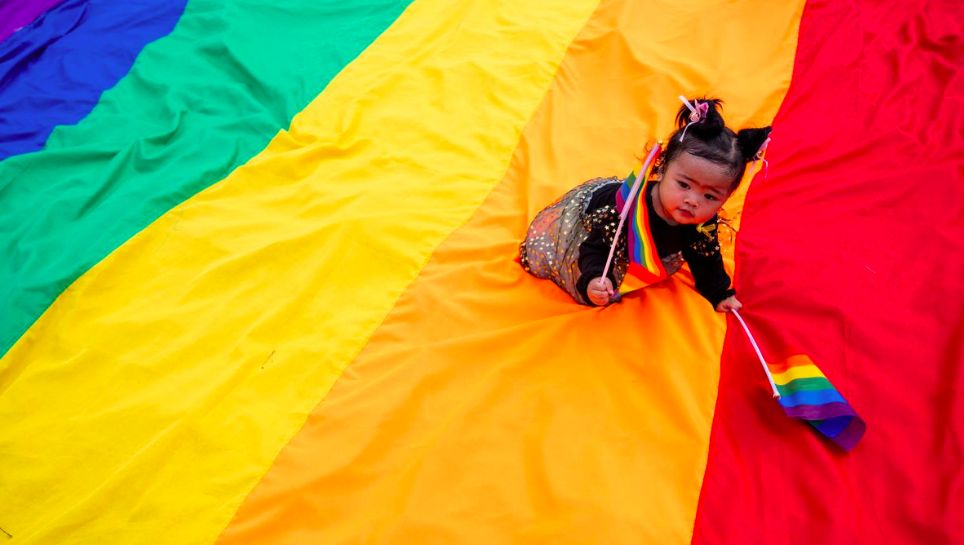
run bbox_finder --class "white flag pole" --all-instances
[731,309,780,398]
[600,143,661,285]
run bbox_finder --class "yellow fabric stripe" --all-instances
[772,364,826,385]
[0,1,600,543]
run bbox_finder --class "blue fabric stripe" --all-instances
[811,416,850,438]
[0,0,187,161]
[779,388,845,408]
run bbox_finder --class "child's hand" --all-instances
[716,295,742,313]
[587,277,615,306]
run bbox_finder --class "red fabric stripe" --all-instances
[692,0,963,543]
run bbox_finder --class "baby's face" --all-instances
[655,152,734,225]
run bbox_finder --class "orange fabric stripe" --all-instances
[767,353,818,375]
[216,0,803,542]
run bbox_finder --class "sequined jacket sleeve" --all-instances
[681,219,735,307]
[575,183,622,304]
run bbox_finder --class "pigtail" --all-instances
[737,127,772,160]
[689,99,725,138]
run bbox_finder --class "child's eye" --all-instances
[705,194,718,201]
[677,180,689,189]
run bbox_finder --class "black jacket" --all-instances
[575,181,735,306]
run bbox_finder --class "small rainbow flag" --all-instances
[770,354,866,450]
[614,149,667,291]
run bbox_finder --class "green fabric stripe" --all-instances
[0,0,413,357]
[776,377,833,396]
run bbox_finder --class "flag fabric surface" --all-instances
[770,354,866,451]
[613,147,666,290]
[1,1,961,544]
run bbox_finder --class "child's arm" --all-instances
[576,230,618,305]
[574,182,622,306]
[682,221,738,311]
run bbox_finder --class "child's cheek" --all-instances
[697,205,722,224]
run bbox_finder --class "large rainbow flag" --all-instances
[1,1,961,543]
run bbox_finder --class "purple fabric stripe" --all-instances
[785,401,866,451]
[0,0,65,43]
[783,401,857,420]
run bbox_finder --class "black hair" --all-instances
[657,97,771,189]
